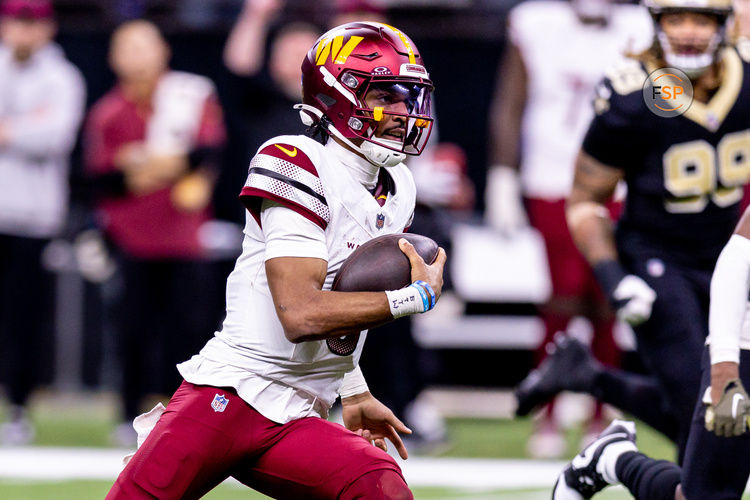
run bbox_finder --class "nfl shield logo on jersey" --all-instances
[376,213,385,230]
[211,394,229,412]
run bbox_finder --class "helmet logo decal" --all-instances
[315,35,364,66]
[372,66,392,75]
[383,24,416,64]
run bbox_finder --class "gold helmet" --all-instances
[643,0,733,77]
[644,0,732,15]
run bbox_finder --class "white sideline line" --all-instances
[0,446,567,489]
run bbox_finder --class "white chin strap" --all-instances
[658,31,721,79]
[295,104,406,168]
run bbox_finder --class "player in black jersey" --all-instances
[515,0,750,466]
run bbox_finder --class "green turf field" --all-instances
[1,392,678,459]
[0,393,698,499]
[0,479,654,499]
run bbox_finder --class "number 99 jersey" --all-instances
[583,45,750,267]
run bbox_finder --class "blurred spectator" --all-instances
[83,20,226,444]
[223,0,285,78]
[486,0,651,457]
[0,0,85,445]
[330,0,387,26]
[218,0,321,222]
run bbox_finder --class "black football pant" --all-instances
[0,234,54,408]
[680,347,750,499]
[116,256,222,422]
[589,241,709,464]
[613,348,750,499]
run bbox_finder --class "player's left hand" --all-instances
[342,391,412,459]
[705,377,750,437]
[612,275,656,326]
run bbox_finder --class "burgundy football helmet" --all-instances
[297,22,434,167]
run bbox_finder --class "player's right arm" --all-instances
[265,237,445,343]
[566,151,622,264]
[706,208,750,435]
[566,152,655,326]
[566,68,656,326]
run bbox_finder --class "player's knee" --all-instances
[341,469,413,500]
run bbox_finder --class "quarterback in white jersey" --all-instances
[487,0,652,458]
[108,22,445,500]
[180,133,419,423]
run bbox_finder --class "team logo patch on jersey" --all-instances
[376,213,385,230]
[211,394,229,412]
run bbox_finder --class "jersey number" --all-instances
[663,130,750,213]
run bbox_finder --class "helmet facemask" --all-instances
[349,78,434,159]
[656,30,722,78]
[645,2,731,78]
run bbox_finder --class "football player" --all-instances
[515,0,750,462]
[552,205,750,500]
[487,0,652,456]
[106,22,446,500]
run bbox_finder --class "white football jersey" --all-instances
[510,0,652,198]
[182,135,416,420]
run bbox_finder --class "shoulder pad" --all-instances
[603,59,648,96]
[240,141,330,230]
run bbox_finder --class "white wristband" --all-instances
[385,284,426,318]
[339,365,369,399]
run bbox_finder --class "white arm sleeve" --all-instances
[339,365,369,399]
[260,199,328,261]
[708,234,750,364]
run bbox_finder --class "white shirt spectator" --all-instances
[0,42,86,238]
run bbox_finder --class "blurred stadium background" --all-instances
[0,0,732,497]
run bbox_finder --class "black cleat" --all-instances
[515,334,601,417]
[551,419,637,500]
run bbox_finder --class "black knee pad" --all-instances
[341,468,413,500]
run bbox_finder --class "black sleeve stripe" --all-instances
[248,167,328,206]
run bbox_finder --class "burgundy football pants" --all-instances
[107,381,411,499]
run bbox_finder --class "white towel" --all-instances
[147,71,214,155]
[122,402,166,466]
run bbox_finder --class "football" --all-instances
[332,233,439,292]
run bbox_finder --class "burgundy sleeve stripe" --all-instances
[241,169,330,226]
[240,187,328,230]
[258,143,319,177]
